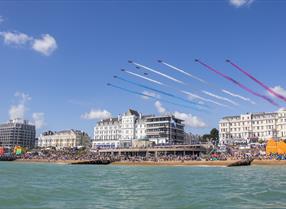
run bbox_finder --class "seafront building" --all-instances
[0,119,36,148]
[93,109,185,148]
[219,109,286,144]
[145,115,185,144]
[38,130,90,149]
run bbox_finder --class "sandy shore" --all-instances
[112,160,286,166]
[14,159,82,164]
[12,159,286,166]
[252,160,286,166]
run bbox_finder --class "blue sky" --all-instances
[0,0,286,136]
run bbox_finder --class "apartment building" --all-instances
[219,109,286,144]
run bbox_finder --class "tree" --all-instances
[202,134,211,142]
[210,128,219,145]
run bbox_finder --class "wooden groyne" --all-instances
[70,160,111,165]
[0,155,17,161]
[227,159,253,167]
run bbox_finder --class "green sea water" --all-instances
[1,162,286,209]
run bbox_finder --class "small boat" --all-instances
[227,159,253,167]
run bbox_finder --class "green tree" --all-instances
[202,134,211,142]
[210,128,219,145]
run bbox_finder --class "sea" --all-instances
[0,162,286,209]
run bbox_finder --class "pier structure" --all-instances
[96,144,207,157]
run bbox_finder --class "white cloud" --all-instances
[81,109,112,120]
[229,0,255,8]
[32,34,57,56]
[278,107,286,112]
[186,94,205,105]
[9,92,45,126]
[268,86,286,98]
[9,92,31,120]
[15,92,32,102]
[154,101,166,114]
[0,16,4,24]
[173,111,207,128]
[0,31,32,45]
[141,91,159,100]
[32,112,46,129]
[9,104,26,120]
[0,31,58,56]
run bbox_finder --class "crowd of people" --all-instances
[19,147,109,162]
[12,143,286,163]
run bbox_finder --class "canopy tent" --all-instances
[266,139,286,155]
[13,146,25,155]
[277,141,286,154]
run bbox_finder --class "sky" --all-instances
[0,0,286,137]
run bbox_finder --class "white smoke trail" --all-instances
[181,90,230,108]
[202,90,239,106]
[159,61,208,84]
[123,70,165,86]
[160,60,254,105]
[131,61,185,84]
[222,89,256,104]
[122,69,229,108]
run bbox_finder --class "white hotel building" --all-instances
[93,109,185,148]
[38,130,90,149]
[93,109,148,148]
[219,109,286,144]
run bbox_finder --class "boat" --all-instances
[227,158,253,167]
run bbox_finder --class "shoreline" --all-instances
[112,160,286,166]
[13,159,81,164]
[9,159,286,166]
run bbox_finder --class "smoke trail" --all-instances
[121,69,230,107]
[195,59,280,107]
[128,61,238,105]
[226,59,286,103]
[113,75,208,110]
[107,83,207,112]
[181,90,230,108]
[128,60,185,84]
[159,60,254,104]
[202,90,239,106]
[158,60,208,84]
[221,89,256,104]
[121,69,165,86]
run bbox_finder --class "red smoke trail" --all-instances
[159,60,255,104]
[226,59,286,103]
[195,59,280,107]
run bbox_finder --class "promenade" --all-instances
[97,144,207,157]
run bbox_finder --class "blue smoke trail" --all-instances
[113,75,209,110]
[129,60,238,106]
[107,83,208,113]
[121,69,230,108]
